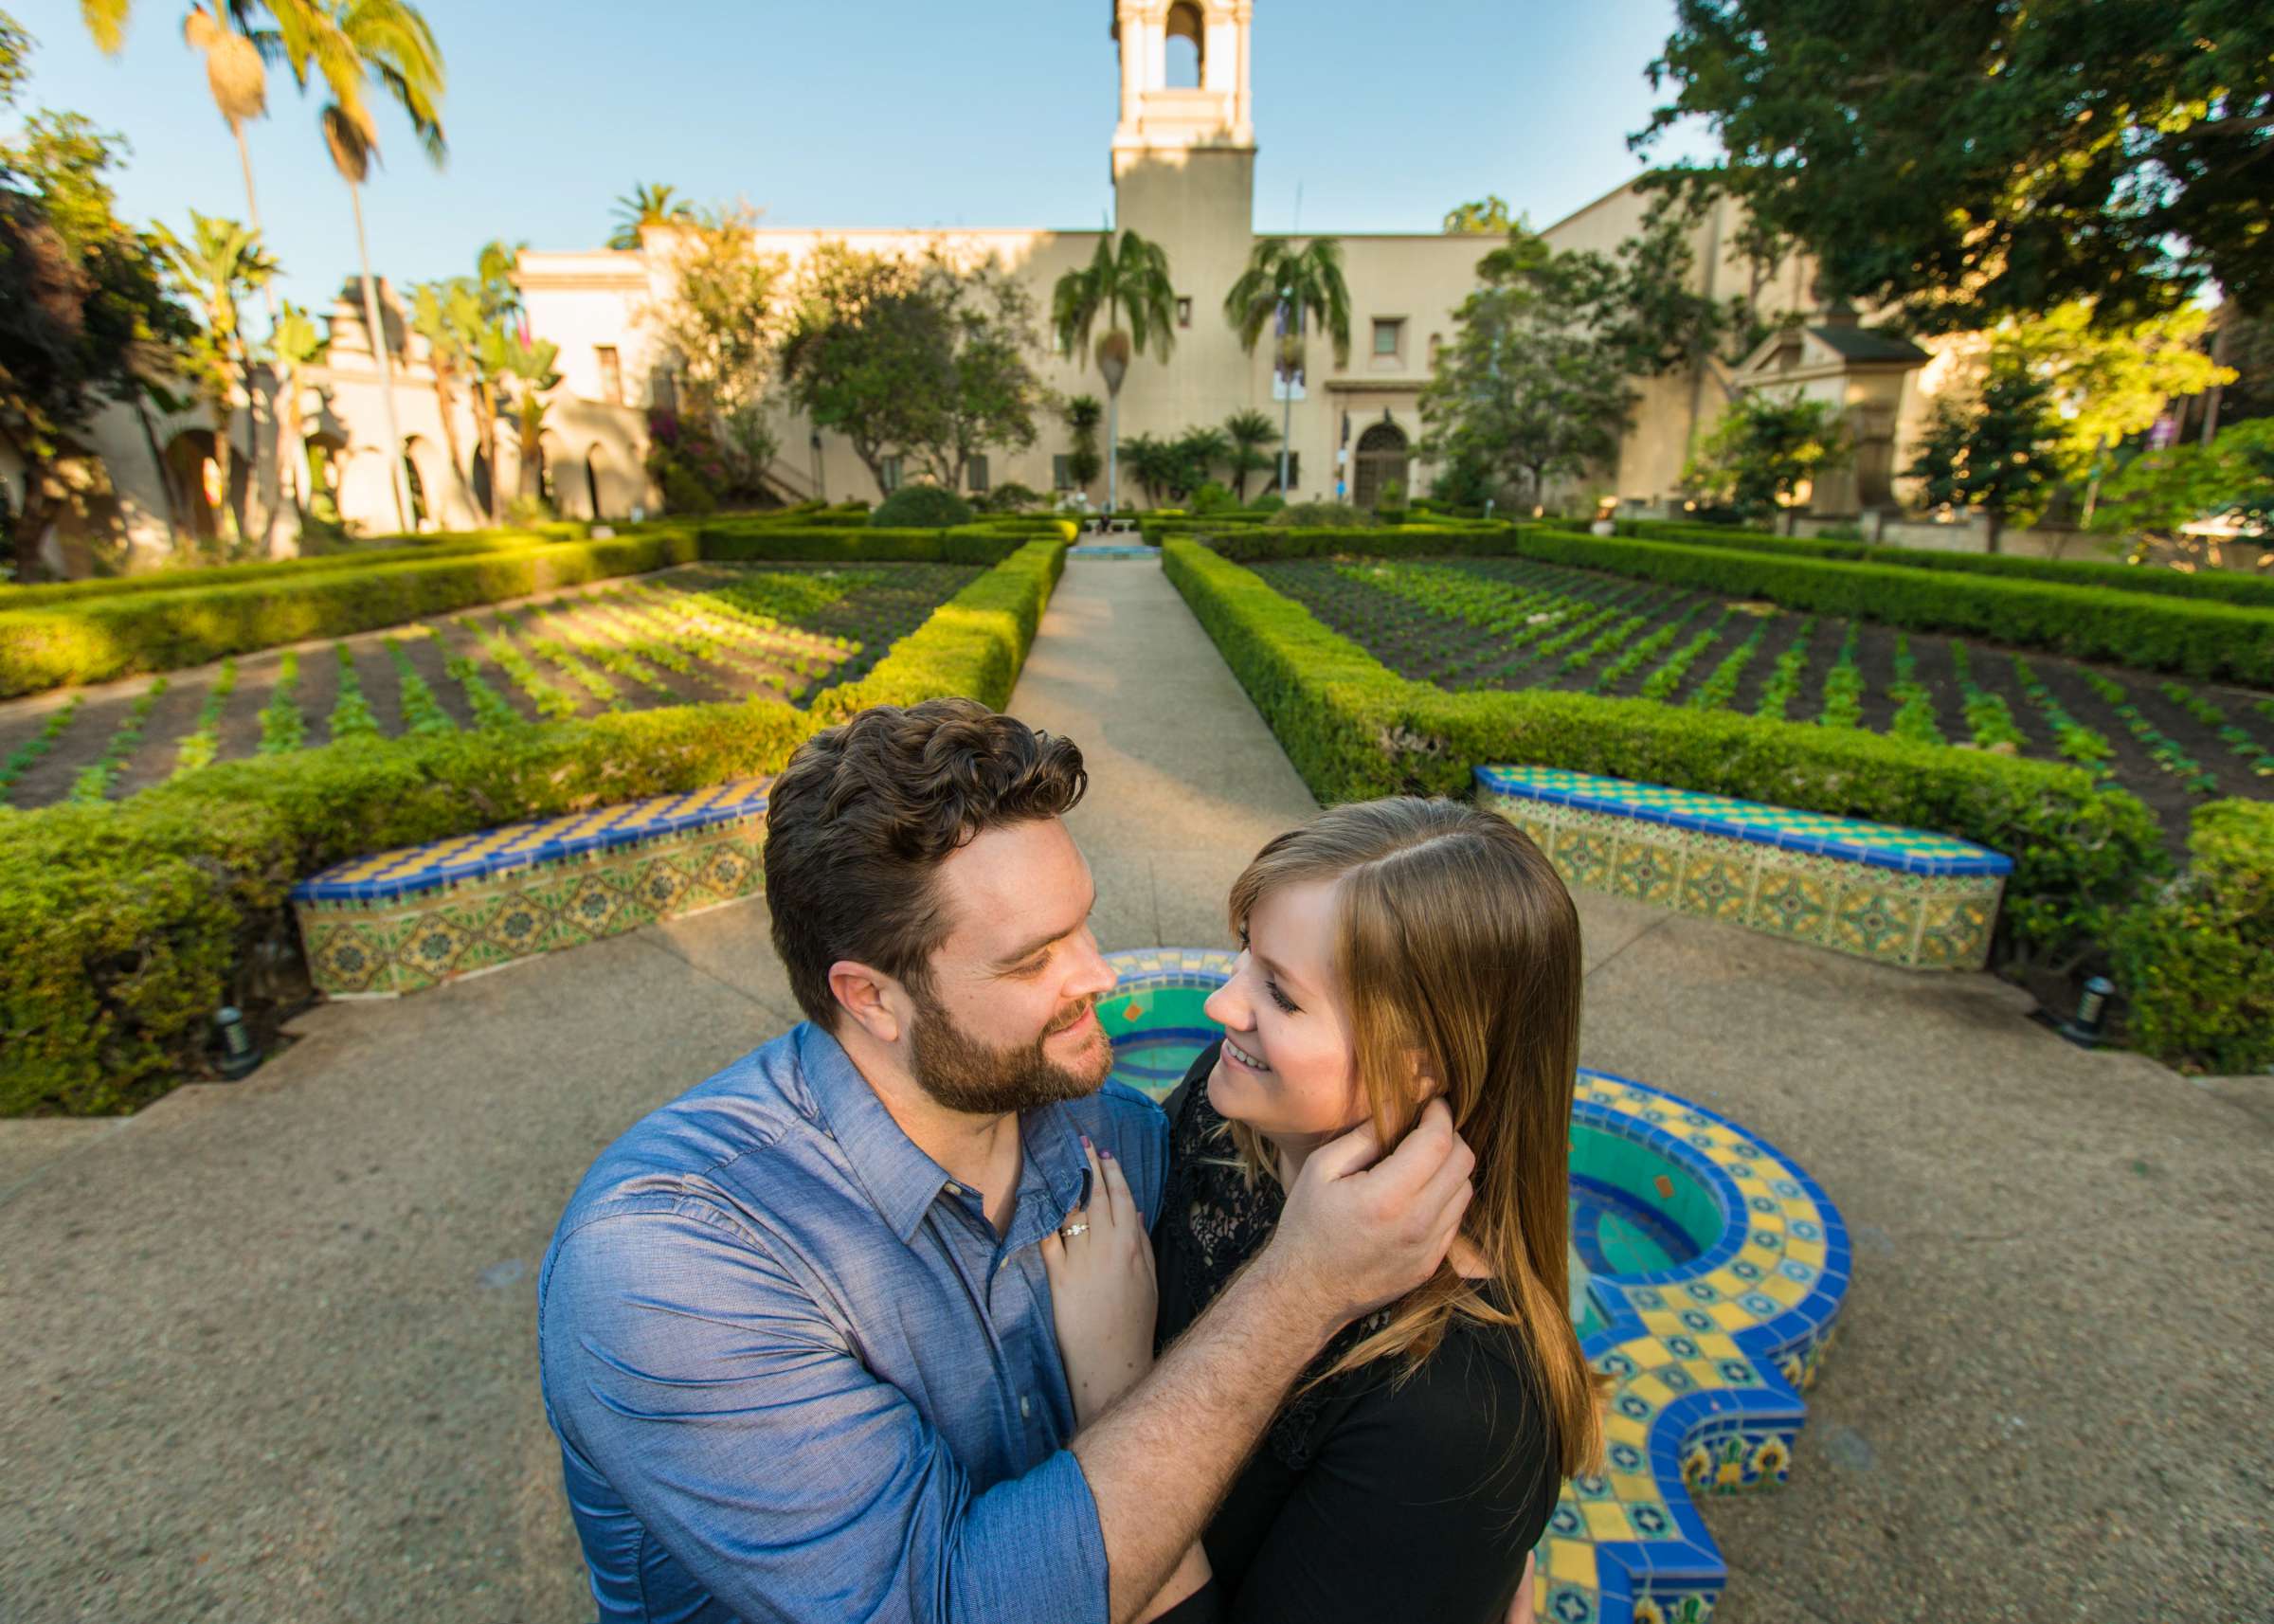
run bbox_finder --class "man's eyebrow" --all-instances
[992,883,1098,970]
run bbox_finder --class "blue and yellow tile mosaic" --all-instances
[291,780,770,997]
[1101,951,1853,1624]
[1476,765,2010,971]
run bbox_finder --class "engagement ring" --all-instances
[1060,1221,1090,1239]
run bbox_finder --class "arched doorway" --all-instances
[162,429,222,543]
[585,442,608,519]
[1353,419,1409,509]
[470,446,494,517]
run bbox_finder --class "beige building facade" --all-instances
[16,0,2012,576]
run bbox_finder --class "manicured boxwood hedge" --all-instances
[0,531,701,697]
[0,537,1068,1115]
[1161,536,2168,977]
[0,524,591,608]
[1580,517,2274,608]
[1504,527,2274,683]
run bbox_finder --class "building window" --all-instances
[880,456,903,493]
[967,455,989,494]
[1427,332,1442,367]
[1373,318,1405,358]
[1272,451,1301,493]
[596,345,623,405]
[1177,297,1193,329]
[1053,453,1074,490]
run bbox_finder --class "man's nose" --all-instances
[1066,929,1118,1002]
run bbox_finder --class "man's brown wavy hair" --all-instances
[765,698,1090,1029]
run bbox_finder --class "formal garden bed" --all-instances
[1164,535,2273,1075]
[0,562,976,811]
[1259,554,2274,851]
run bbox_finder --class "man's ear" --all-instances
[829,961,906,1046]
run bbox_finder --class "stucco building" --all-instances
[17,0,1996,576]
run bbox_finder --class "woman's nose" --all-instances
[1203,975,1252,1031]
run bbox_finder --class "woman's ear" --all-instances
[1405,1047,1442,1105]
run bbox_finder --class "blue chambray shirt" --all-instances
[538,1020,1168,1624]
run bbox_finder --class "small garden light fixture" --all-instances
[213,1005,264,1079]
[2057,976,2115,1048]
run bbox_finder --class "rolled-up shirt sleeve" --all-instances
[540,1199,1110,1624]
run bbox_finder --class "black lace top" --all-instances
[1148,1041,1564,1624]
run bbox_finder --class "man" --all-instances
[538,698,1474,1623]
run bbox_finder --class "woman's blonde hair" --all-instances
[1224,796,1608,1481]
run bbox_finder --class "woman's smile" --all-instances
[1221,1035,1270,1073]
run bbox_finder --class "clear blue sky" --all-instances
[9,0,1719,312]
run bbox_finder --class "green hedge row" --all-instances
[1591,518,2274,608]
[2111,799,2274,1074]
[1161,535,2167,975]
[0,536,1070,1115]
[0,525,591,607]
[1502,528,2274,683]
[0,532,701,698]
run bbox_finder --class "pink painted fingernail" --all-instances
[1100,1147,1114,1161]
[1080,1134,1093,1150]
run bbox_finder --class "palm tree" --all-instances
[1222,407,1279,501]
[608,182,694,251]
[291,0,447,535]
[481,328,561,508]
[153,210,277,551]
[1224,237,1353,495]
[270,298,328,517]
[1172,425,1232,499]
[410,279,478,514]
[1051,229,1177,512]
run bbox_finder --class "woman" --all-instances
[1043,798,1605,1623]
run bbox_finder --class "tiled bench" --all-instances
[1476,764,2012,970]
[292,779,770,997]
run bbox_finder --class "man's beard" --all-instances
[907,983,1113,1115]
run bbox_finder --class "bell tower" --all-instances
[1109,0,1260,430]
[1111,0,1255,158]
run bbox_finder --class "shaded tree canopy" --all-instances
[1442,195,1513,235]
[1635,0,2274,330]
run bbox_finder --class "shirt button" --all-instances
[1020,1395,1032,1419]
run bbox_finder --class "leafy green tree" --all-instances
[1051,230,1178,511]
[644,201,788,491]
[1442,196,1512,235]
[1990,302,2236,505]
[0,11,193,580]
[270,298,328,518]
[1225,236,1352,495]
[608,181,693,251]
[1635,0,2274,331]
[1168,425,1231,502]
[1418,227,1632,508]
[1904,365,2064,552]
[153,209,276,551]
[1120,433,1176,506]
[781,244,945,497]
[1684,390,1852,532]
[1579,198,1780,390]
[910,260,1050,493]
[2090,420,2274,561]
[1222,406,1278,500]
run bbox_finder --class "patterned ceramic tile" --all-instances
[294,792,769,999]
[1481,775,2006,971]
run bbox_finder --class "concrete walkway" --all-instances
[1,556,2267,1622]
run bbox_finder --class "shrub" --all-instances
[1248,493,1286,515]
[869,484,977,529]
[1161,536,2165,976]
[978,481,1045,514]
[0,536,1071,1114]
[2111,799,2274,1074]
[1272,500,1374,529]
[0,532,703,698]
[1192,481,1241,515]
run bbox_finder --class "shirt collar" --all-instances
[797,1021,1092,1246]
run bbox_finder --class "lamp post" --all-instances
[1274,288,1296,496]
